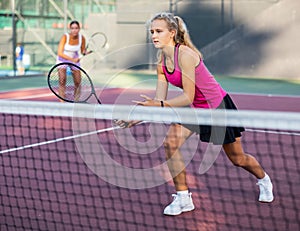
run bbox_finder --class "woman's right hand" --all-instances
[72,57,80,63]
[113,120,142,128]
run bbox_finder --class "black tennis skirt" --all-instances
[182,94,245,145]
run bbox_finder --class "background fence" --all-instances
[1,0,299,80]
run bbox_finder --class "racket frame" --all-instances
[47,62,102,104]
[85,32,107,53]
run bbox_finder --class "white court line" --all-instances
[1,124,299,155]
[7,93,54,100]
[230,92,300,98]
[246,128,300,136]
[0,126,120,154]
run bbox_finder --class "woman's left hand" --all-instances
[132,94,159,107]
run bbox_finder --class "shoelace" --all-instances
[256,181,272,193]
[171,194,178,202]
[256,182,265,188]
[170,194,186,206]
[171,193,192,202]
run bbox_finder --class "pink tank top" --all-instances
[162,44,227,109]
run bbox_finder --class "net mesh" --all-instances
[0,100,299,231]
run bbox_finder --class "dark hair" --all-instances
[69,20,80,28]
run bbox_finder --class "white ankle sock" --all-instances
[258,173,270,182]
[177,190,189,196]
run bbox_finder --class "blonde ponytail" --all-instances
[174,16,203,59]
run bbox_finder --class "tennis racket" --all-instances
[47,62,101,104]
[85,32,107,54]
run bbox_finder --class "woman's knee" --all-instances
[226,150,248,167]
[231,155,246,167]
[163,137,179,153]
[164,124,192,154]
[223,139,246,167]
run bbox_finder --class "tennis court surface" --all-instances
[0,87,299,231]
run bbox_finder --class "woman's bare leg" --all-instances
[58,68,66,101]
[72,69,81,101]
[223,137,274,202]
[164,124,193,191]
[163,124,195,215]
[222,137,265,179]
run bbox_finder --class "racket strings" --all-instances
[48,64,93,102]
[87,33,107,52]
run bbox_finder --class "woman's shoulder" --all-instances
[59,33,67,42]
[178,45,199,63]
[80,33,86,41]
[178,45,197,56]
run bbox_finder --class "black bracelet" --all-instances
[160,101,164,107]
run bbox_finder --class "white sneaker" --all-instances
[256,174,274,202]
[163,193,195,216]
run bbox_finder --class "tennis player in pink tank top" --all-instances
[117,12,274,216]
[162,43,227,109]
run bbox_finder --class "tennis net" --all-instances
[0,100,299,231]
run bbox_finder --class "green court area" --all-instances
[0,71,299,96]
